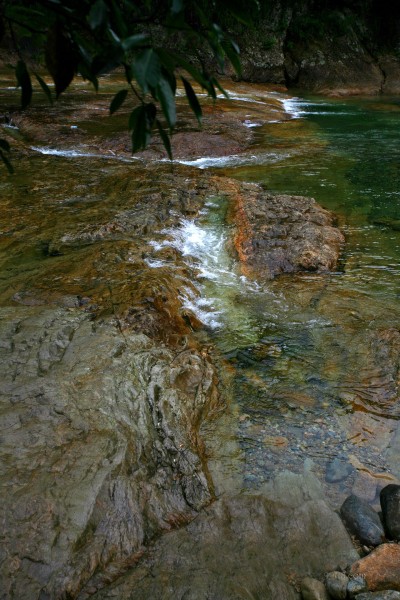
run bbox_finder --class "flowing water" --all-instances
[2,73,400,507]
[150,89,400,505]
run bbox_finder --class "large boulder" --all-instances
[92,470,358,600]
[0,307,219,599]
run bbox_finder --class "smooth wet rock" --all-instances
[325,457,354,483]
[325,571,348,599]
[356,592,400,600]
[92,471,358,599]
[340,494,385,546]
[380,485,400,540]
[350,544,400,592]
[0,307,218,599]
[347,575,369,597]
[301,577,329,600]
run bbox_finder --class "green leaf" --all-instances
[121,34,149,52]
[78,61,99,91]
[212,77,229,99]
[15,60,32,109]
[88,0,108,30]
[129,105,149,152]
[129,103,156,153]
[45,23,77,97]
[34,74,53,105]
[110,89,128,114]
[156,77,176,130]
[0,139,10,152]
[222,40,242,76]
[0,149,14,174]
[133,49,161,94]
[156,119,172,160]
[181,76,202,125]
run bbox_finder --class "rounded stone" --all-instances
[380,485,400,541]
[301,577,330,600]
[340,494,385,547]
[347,575,369,597]
[325,571,349,600]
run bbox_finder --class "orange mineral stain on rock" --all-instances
[350,544,400,591]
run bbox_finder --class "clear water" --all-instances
[182,92,400,504]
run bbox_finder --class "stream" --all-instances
[1,74,400,573]
[146,88,400,507]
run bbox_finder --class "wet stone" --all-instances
[380,485,400,540]
[326,457,354,483]
[356,593,400,600]
[340,495,385,547]
[347,575,369,598]
[301,577,329,600]
[325,571,349,600]
[350,544,400,593]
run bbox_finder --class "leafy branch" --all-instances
[0,0,259,173]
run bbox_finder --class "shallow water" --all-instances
[172,91,400,505]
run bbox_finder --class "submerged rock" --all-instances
[340,495,385,547]
[325,457,354,483]
[92,471,358,600]
[380,485,400,540]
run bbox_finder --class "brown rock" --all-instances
[228,185,344,279]
[350,544,400,591]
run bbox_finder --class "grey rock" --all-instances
[92,471,358,600]
[0,307,218,599]
[325,571,348,600]
[301,577,330,600]
[340,495,385,546]
[380,485,400,540]
[356,593,400,600]
[347,575,369,598]
[326,457,354,483]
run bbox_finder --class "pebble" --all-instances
[325,571,348,600]
[300,577,330,600]
[347,575,369,597]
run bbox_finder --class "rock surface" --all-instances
[340,495,385,547]
[380,485,400,540]
[92,471,358,600]
[228,183,344,279]
[325,571,348,600]
[301,577,330,600]
[0,306,219,599]
[350,544,400,592]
